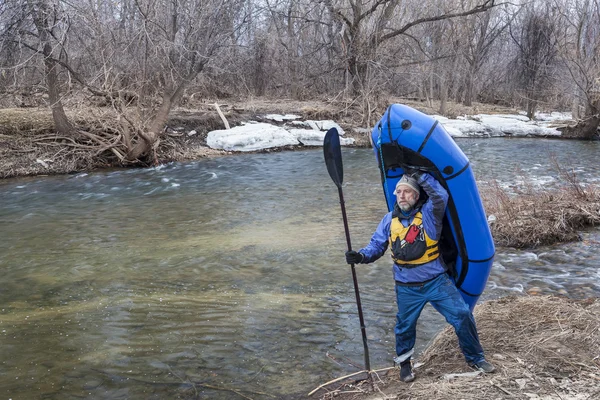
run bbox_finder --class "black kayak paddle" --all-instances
[323,128,371,373]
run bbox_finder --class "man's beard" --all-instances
[398,199,417,212]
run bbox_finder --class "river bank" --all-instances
[314,295,600,400]
[0,97,570,179]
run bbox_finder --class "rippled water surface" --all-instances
[1,138,599,399]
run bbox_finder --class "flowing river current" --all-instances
[1,138,600,399]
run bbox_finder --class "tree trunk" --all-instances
[287,4,299,99]
[560,116,600,140]
[428,73,434,108]
[526,85,537,119]
[43,42,73,135]
[463,63,477,107]
[439,75,448,115]
[562,96,599,139]
[128,82,186,163]
[572,97,581,120]
[348,52,368,97]
[254,37,267,96]
[28,0,73,136]
[526,97,537,120]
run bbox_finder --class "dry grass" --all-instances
[0,107,229,178]
[0,108,55,135]
[481,173,600,248]
[316,295,600,400]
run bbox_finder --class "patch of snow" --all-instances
[287,129,354,146]
[475,113,531,122]
[290,120,308,126]
[295,120,345,135]
[207,123,299,151]
[317,120,345,134]
[264,114,301,122]
[534,111,572,121]
[206,110,573,153]
[353,127,371,134]
[36,159,52,168]
[434,116,494,137]
[207,119,350,151]
[434,113,564,138]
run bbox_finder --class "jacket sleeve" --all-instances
[416,172,448,240]
[358,212,391,263]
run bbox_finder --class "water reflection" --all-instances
[0,138,599,399]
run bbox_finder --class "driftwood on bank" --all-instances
[214,102,231,129]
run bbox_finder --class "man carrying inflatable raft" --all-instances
[345,104,496,382]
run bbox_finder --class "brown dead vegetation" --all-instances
[0,98,374,178]
[0,106,229,178]
[481,167,600,248]
[0,98,522,179]
[314,295,600,400]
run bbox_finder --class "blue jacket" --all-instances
[359,173,449,283]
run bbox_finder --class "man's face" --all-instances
[396,186,419,212]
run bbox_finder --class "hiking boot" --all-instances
[400,360,415,382]
[470,359,496,373]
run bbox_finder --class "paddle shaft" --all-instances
[323,128,371,373]
[336,185,371,372]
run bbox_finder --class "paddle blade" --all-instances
[323,128,343,187]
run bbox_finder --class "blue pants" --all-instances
[394,273,484,364]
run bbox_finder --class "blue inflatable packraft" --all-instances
[370,104,494,310]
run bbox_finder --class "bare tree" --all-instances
[259,0,338,99]
[5,0,248,164]
[322,0,497,97]
[414,19,456,114]
[2,0,599,168]
[12,0,74,135]
[510,2,560,118]
[120,0,246,161]
[461,3,514,106]
[555,0,600,139]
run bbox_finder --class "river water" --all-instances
[1,138,599,399]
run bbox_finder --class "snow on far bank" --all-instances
[206,111,573,152]
[263,114,301,122]
[525,111,573,122]
[206,119,352,152]
[434,112,571,138]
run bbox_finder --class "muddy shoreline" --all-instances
[0,98,540,180]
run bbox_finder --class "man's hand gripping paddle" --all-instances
[323,128,371,373]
